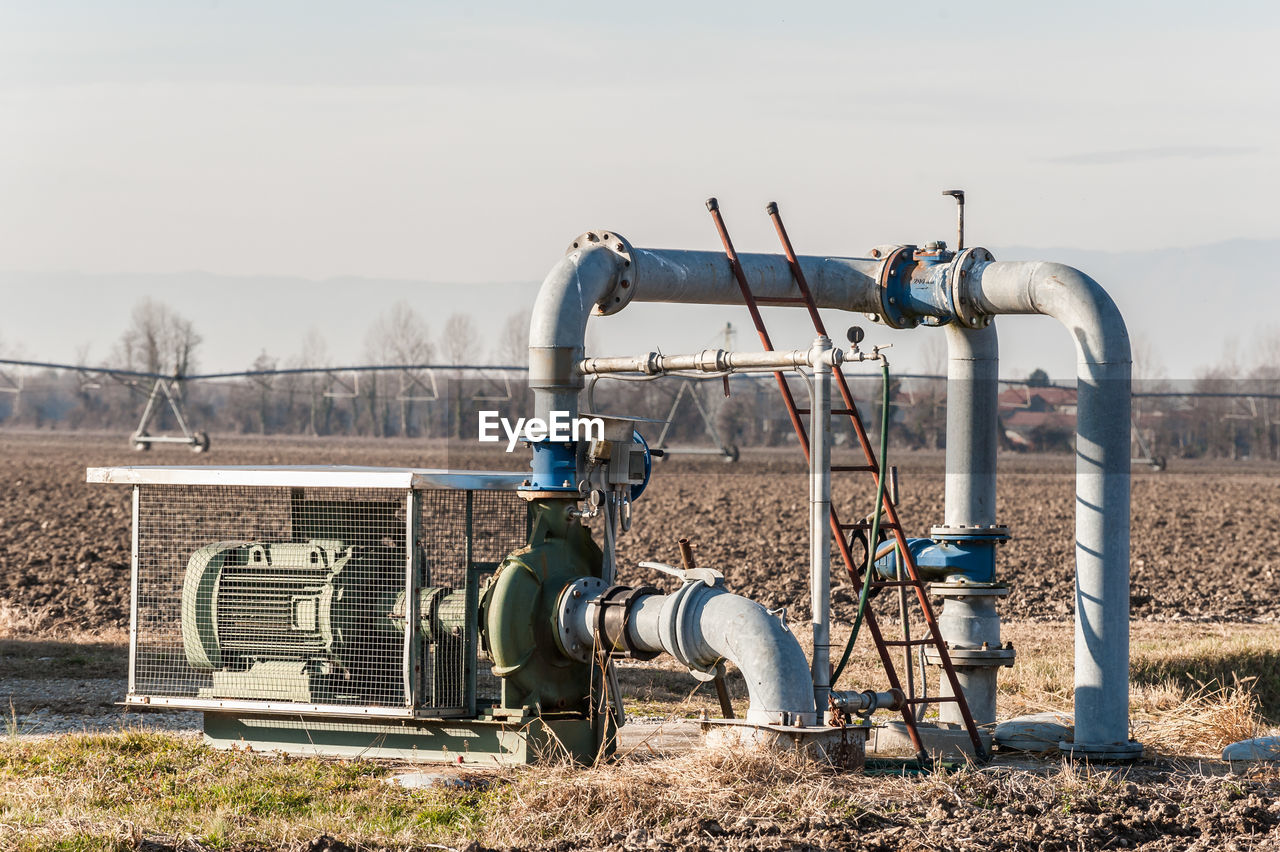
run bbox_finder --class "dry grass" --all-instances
[3,618,1280,848]
[1133,677,1267,756]
[485,744,850,845]
[0,601,126,644]
[621,619,1280,758]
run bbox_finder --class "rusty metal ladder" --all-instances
[705,198,987,763]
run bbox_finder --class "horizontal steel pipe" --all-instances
[577,346,841,377]
[629,247,882,309]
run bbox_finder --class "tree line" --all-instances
[2,299,1279,461]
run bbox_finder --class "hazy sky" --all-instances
[2,2,1278,376]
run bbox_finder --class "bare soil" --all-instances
[3,432,1277,630]
[3,431,1280,851]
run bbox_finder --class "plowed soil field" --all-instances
[4,431,1280,851]
[3,431,1277,630]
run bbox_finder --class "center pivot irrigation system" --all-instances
[85,194,1150,768]
[0,357,756,461]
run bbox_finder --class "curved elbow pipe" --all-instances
[561,577,818,725]
[967,261,1130,366]
[966,260,1136,757]
[528,244,627,422]
[627,585,818,725]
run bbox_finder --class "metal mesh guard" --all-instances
[130,483,526,717]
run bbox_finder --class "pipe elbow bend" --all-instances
[528,245,626,412]
[677,589,817,725]
[972,261,1130,368]
[1029,263,1131,367]
[529,245,624,351]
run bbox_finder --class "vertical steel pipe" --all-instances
[932,324,1007,729]
[809,336,834,712]
[944,323,999,527]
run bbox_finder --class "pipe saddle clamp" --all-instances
[924,641,1016,668]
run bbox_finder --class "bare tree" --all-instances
[114,298,201,376]
[1249,329,1280,460]
[442,313,477,366]
[441,313,479,438]
[493,310,530,366]
[110,298,201,433]
[297,328,333,436]
[367,301,435,436]
[251,352,277,435]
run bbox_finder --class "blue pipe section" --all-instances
[880,247,955,329]
[525,432,653,497]
[874,535,999,584]
[526,440,578,492]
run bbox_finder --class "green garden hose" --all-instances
[831,357,891,686]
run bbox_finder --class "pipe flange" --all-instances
[929,524,1010,543]
[930,581,1011,598]
[925,646,1016,667]
[554,576,607,663]
[949,247,995,329]
[567,231,636,317]
[874,245,917,329]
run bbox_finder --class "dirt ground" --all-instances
[2,430,1280,851]
[2,431,1277,630]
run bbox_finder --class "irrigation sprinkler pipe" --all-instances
[964,260,1138,758]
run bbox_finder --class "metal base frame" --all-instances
[202,711,605,766]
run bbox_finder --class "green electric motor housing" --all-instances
[181,539,406,703]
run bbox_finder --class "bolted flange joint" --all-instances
[948,247,996,329]
[566,231,637,316]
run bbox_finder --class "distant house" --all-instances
[998,385,1077,451]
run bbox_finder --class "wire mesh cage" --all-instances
[91,467,529,719]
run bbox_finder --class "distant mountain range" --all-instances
[2,239,1273,382]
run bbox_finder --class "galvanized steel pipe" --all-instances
[964,260,1138,758]
[561,579,818,725]
[577,346,839,377]
[930,323,1008,729]
[944,323,999,527]
[809,335,834,712]
[529,241,881,421]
